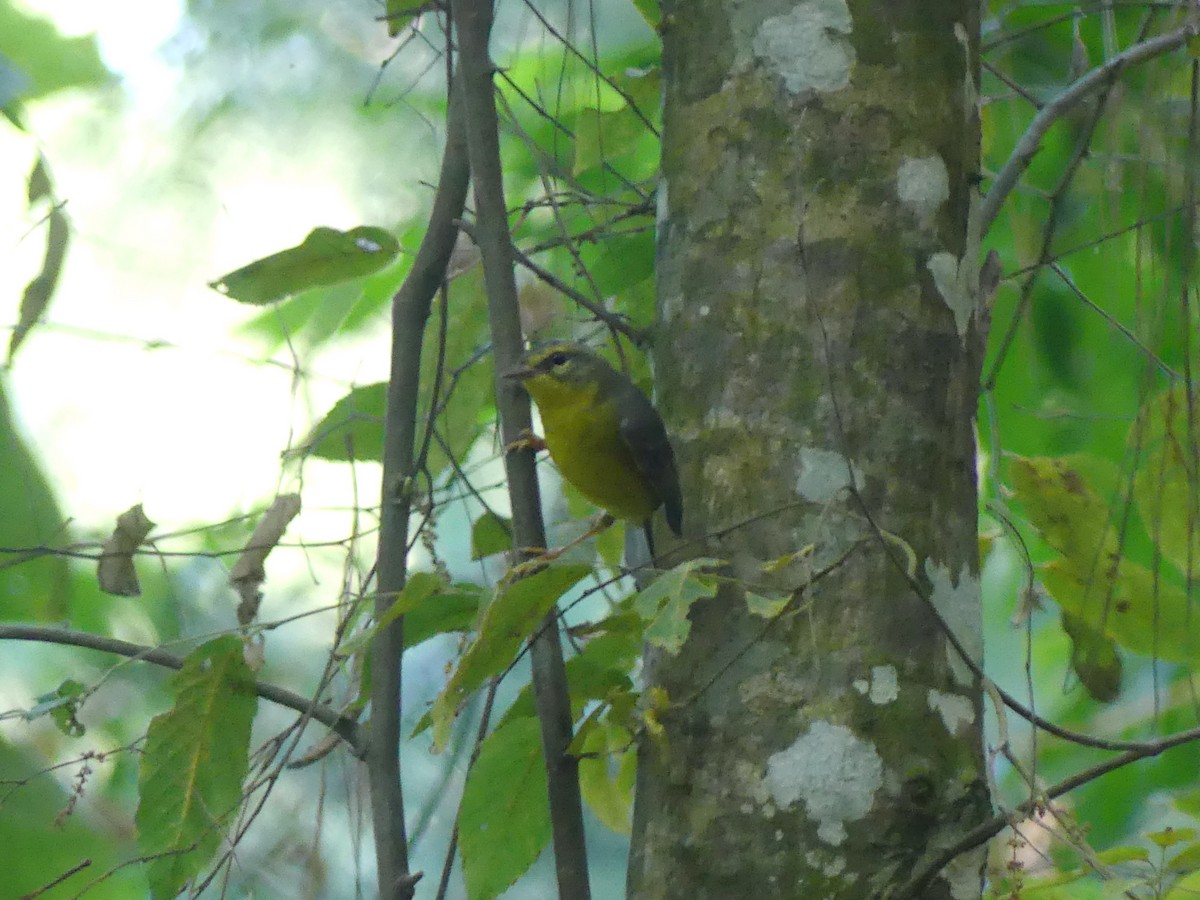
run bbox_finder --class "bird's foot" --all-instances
[504,429,546,454]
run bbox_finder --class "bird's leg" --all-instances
[504,428,546,454]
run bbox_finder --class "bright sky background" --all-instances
[4,0,394,529]
[2,1,645,895]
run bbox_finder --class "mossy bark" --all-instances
[628,0,988,897]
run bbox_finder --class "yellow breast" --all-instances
[533,383,660,523]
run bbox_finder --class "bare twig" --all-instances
[369,63,471,899]
[0,624,364,756]
[897,722,1200,897]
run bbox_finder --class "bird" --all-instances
[504,342,682,560]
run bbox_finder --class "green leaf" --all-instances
[1169,841,1200,873]
[1133,388,1200,577]
[1060,610,1122,702]
[633,558,723,655]
[209,226,400,305]
[288,266,493,478]
[0,383,70,620]
[630,0,661,29]
[26,678,86,737]
[1009,454,1200,666]
[0,6,110,102]
[402,585,483,649]
[9,159,67,364]
[0,741,148,897]
[578,717,636,835]
[746,590,790,619]
[596,519,626,571]
[1042,559,1200,665]
[292,382,385,462]
[338,571,449,655]
[1094,844,1151,865]
[471,511,512,560]
[135,637,257,899]
[384,0,420,36]
[573,104,658,185]
[430,564,589,750]
[501,628,641,726]
[582,231,656,299]
[459,717,550,900]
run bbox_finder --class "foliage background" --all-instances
[3,0,1200,897]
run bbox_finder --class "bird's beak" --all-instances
[503,365,535,382]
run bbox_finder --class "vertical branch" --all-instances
[451,1,593,897]
[370,74,470,900]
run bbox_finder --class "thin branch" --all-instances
[451,0,592,896]
[0,624,364,756]
[455,218,645,344]
[435,679,501,900]
[369,63,470,900]
[516,0,660,137]
[984,10,1154,390]
[981,18,1200,235]
[897,722,1200,897]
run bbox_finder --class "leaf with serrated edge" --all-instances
[430,565,589,750]
[135,637,257,899]
[578,717,635,835]
[633,559,722,655]
[459,718,549,900]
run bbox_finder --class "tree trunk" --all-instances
[629,1,989,897]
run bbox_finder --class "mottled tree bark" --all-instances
[628,1,989,898]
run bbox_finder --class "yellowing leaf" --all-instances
[1042,559,1200,664]
[1009,454,1120,567]
[1133,388,1200,579]
[1149,827,1198,848]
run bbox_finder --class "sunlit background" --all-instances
[2,0,643,896]
[8,0,1200,897]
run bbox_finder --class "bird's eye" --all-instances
[549,351,569,367]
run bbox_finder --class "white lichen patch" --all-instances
[897,156,950,224]
[794,446,864,503]
[805,849,848,878]
[943,846,988,899]
[927,251,973,341]
[853,665,899,704]
[953,22,978,113]
[752,0,854,96]
[925,560,982,687]
[868,665,899,704]
[764,721,883,846]
[927,689,975,736]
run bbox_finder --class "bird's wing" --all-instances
[618,390,683,536]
